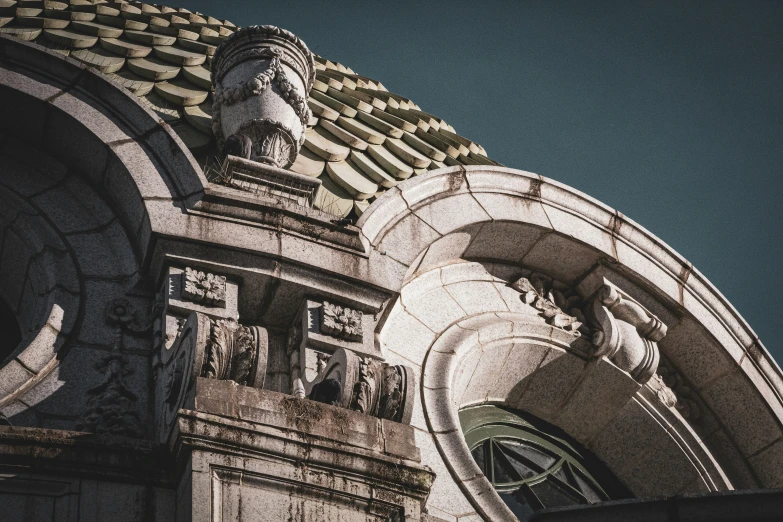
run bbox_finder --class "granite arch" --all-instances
[0,36,205,427]
[367,165,783,518]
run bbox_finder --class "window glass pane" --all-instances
[572,468,604,504]
[497,439,557,471]
[498,492,535,521]
[495,441,538,479]
[529,478,582,508]
[471,442,486,474]
[492,441,518,484]
[460,405,630,517]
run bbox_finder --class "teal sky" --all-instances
[176,1,782,363]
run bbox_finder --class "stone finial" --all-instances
[211,25,315,169]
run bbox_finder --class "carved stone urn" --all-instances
[211,25,315,169]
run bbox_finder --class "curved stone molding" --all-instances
[0,35,209,428]
[378,261,733,520]
[360,165,783,490]
[0,35,207,264]
[212,25,316,168]
[0,138,151,433]
[588,279,667,384]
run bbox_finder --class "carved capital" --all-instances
[154,311,269,444]
[308,348,413,424]
[202,317,268,388]
[588,279,667,384]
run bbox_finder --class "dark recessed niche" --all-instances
[0,298,22,363]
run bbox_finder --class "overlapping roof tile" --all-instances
[0,0,501,217]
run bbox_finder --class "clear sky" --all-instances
[176,1,782,363]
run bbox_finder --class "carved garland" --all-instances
[212,25,316,90]
[212,48,312,146]
[511,273,585,335]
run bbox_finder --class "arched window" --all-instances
[460,405,630,520]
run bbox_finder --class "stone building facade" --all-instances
[0,3,782,521]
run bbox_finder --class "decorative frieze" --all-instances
[212,25,315,169]
[183,267,227,307]
[511,273,585,335]
[587,279,667,384]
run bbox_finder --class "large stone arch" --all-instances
[364,166,783,519]
[0,35,206,265]
[0,36,206,430]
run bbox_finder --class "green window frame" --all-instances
[460,405,629,519]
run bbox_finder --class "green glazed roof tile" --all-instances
[0,1,500,219]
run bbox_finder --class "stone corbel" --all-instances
[588,279,667,384]
[287,299,378,398]
[309,348,414,424]
[155,311,268,444]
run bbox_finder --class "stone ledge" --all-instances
[172,378,431,494]
[0,426,170,484]
[196,184,365,251]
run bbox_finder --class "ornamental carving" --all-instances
[202,317,268,387]
[587,280,667,384]
[657,358,702,421]
[212,25,315,169]
[76,298,146,438]
[511,273,585,335]
[183,267,227,307]
[154,312,269,444]
[321,301,363,342]
[308,349,413,424]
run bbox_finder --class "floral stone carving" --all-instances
[657,358,702,421]
[511,273,585,335]
[321,301,363,342]
[212,25,315,169]
[202,317,268,387]
[76,298,146,437]
[183,267,227,307]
